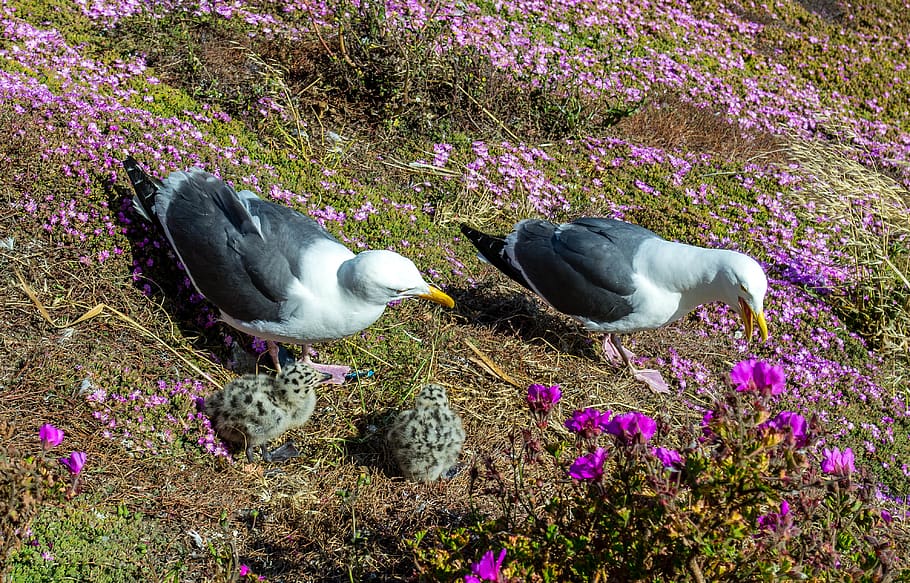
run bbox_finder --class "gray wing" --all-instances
[510,218,659,323]
[159,170,340,323]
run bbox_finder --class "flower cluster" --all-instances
[431,360,898,582]
[86,378,230,459]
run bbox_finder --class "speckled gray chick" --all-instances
[386,383,466,482]
[205,362,332,461]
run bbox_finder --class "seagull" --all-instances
[386,383,466,482]
[204,361,331,462]
[122,156,455,382]
[460,218,769,393]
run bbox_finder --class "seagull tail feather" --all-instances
[459,223,533,290]
[122,156,164,226]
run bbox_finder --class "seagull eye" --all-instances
[739,284,748,293]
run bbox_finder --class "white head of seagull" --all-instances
[123,156,454,382]
[338,249,451,307]
[461,217,769,394]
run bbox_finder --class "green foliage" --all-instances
[0,423,67,563]
[412,365,907,582]
[5,500,179,582]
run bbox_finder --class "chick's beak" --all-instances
[418,285,455,308]
[739,297,769,342]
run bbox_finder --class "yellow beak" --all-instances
[739,297,768,341]
[418,285,455,308]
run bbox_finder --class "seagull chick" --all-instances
[123,156,455,382]
[205,361,332,462]
[461,218,769,394]
[387,383,466,482]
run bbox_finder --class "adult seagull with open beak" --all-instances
[461,218,768,393]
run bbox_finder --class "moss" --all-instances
[5,501,180,582]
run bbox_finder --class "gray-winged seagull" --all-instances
[461,218,768,393]
[123,156,454,383]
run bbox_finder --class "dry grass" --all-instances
[784,131,910,369]
[613,93,786,166]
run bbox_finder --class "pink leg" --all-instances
[602,335,669,394]
[301,353,351,385]
[631,367,670,394]
[602,334,636,365]
[267,341,283,374]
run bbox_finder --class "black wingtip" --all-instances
[459,223,533,290]
[121,156,161,225]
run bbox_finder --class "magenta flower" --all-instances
[757,499,791,532]
[527,383,562,428]
[821,447,856,476]
[700,410,715,438]
[568,447,608,481]
[239,565,250,577]
[465,548,506,582]
[765,411,809,447]
[730,360,785,396]
[526,383,562,412]
[652,447,683,469]
[605,412,657,445]
[39,424,64,450]
[59,451,87,475]
[565,408,612,437]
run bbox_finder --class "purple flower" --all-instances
[765,411,809,447]
[605,412,657,445]
[39,424,64,450]
[527,383,562,428]
[465,548,506,582]
[652,447,683,469]
[821,447,856,476]
[564,408,611,438]
[757,499,791,532]
[526,384,562,412]
[730,360,785,396]
[59,451,87,475]
[881,510,893,524]
[239,565,250,577]
[568,447,608,481]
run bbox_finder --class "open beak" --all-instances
[739,298,769,342]
[418,285,455,308]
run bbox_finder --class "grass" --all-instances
[2,0,910,580]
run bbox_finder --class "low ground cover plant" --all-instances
[414,361,907,582]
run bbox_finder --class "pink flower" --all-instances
[465,548,506,582]
[821,447,856,476]
[764,411,809,447]
[59,451,87,475]
[239,565,250,577]
[564,408,611,438]
[526,383,562,412]
[757,499,791,532]
[568,447,608,481]
[39,424,64,449]
[652,447,683,469]
[605,412,657,445]
[730,360,785,396]
[527,383,562,428]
